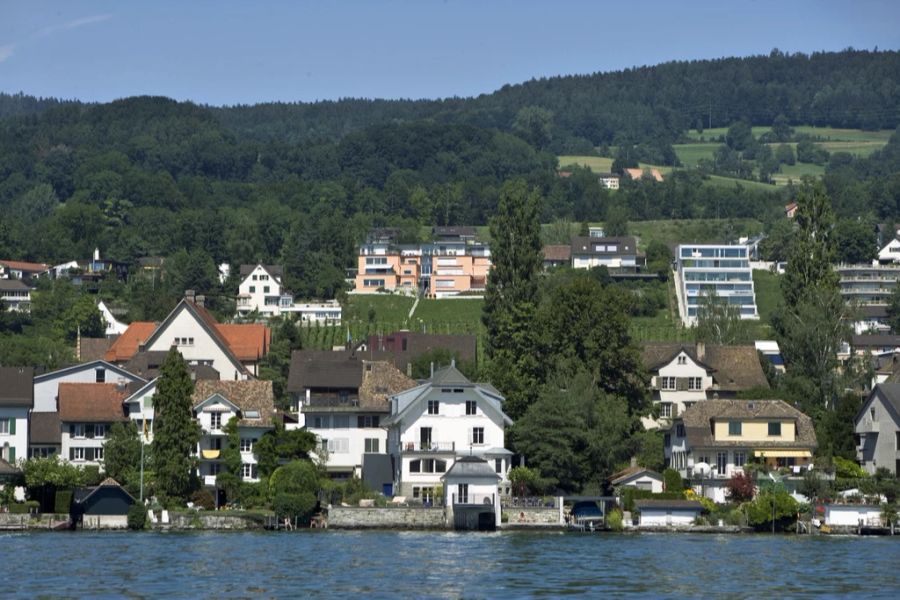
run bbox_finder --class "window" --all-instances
[241,464,253,478]
[364,438,380,453]
[716,452,728,475]
[357,415,380,428]
[240,438,253,452]
[212,438,222,450]
[419,427,432,447]
[71,424,84,438]
[768,422,782,436]
[263,286,270,293]
[466,400,477,415]
[688,377,703,391]
[327,438,349,453]
[249,286,256,293]
[471,427,484,445]
[95,447,104,462]
[210,463,221,476]
[0,419,9,435]
[676,423,685,438]
[660,403,672,418]
[677,355,686,365]
[95,368,105,383]
[210,412,222,430]
[734,452,746,468]
[457,483,469,504]
[427,400,439,415]
[252,274,258,281]
[95,424,106,439]
[363,279,385,287]
[660,377,676,390]
[871,408,876,421]
[410,459,421,473]
[333,415,350,429]
[728,421,742,436]
[495,458,503,474]
[313,416,324,429]
[401,338,408,351]
[72,447,85,461]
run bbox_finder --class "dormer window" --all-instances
[677,355,686,365]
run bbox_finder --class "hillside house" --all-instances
[0,279,34,312]
[855,383,900,475]
[0,367,34,465]
[570,236,644,271]
[641,342,769,429]
[665,400,817,502]
[59,383,130,469]
[236,264,341,323]
[383,364,513,501]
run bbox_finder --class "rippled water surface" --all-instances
[4,530,900,598]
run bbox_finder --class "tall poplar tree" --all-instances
[482,179,543,418]
[780,180,838,308]
[152,348,200,500]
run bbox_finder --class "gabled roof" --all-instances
[74,477,135,504]
[33,360,146,385]
[0,279,32,291]
[678,400,817,450]
[124,351,219,381]
[192,380,276,427]
[542,245,572,262]
[430,364,472,387]
[0,366,33,408]
[104,322,157,362]
[287,350,365,392]
[239,264,283,279]
[58,383,129,422]
[0,458,20,475]
[641,342,769,391]
[610,466,663,486]
[441,456,501,482]
[216,323,270,361]
[861,383,900,425]
[0,259,49,273]
[635,499,702,510]
[29,411,61,445]
[78,337,115,363]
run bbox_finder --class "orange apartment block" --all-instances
[353,227,491,297]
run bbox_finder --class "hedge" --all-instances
[619,488,685,512]
[8,500,40,514]
[54,490,73,514]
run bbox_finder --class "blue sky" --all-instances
[1,0,898,106]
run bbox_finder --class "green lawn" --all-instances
[684,125,893,143]
[752,269,783,327]
[629,218,763,250]
[558,155,614,172]
[343,294,414,324]
[673,143,718,167]
[770,162,825,186]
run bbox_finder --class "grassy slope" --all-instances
[752,269,783,327]
[629,219,763,250]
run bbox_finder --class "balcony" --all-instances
[201,449,221,460]
[403,441,455,453]
[451,493,496,506]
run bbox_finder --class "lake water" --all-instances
[3,530,899,598]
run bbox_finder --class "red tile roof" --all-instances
[104,322,156,362]
[216,323,270,361]
[542,245,572,262]
[0,259,49,272]
[58,383,129,422]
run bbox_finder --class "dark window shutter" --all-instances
[676,378,688,391]
[8,447,14,463]
[70,448,75,460]
[9,418,15,435]
[357,416,364,428]
[86,448,95,461]
[70,424,75,436]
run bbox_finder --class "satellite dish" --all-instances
[693,462,711,476]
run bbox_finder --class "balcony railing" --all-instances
[403,441,455,452]
[451,493,496,506]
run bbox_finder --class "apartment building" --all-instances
[676,244,758,326]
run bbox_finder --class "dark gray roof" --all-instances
[635,499,703,510]
[0,367,33,408]
[124,351,219,381]
[851,334,900,348]
[239,264,283,278]
[287,350,365,392]
[610,466,663,486]
[430,364,472,387]
[441,456,501,481]
[0,279,32,291]
[29,411,61,445]
[0,458,20,475]
[365,332,477,373]
[78,337,115,363]
[570,236,639,256]
[871,383,900,423]
[678,400,817,450]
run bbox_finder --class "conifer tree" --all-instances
[152,348,199,501]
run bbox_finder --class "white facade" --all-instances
[98,300,128,336]
[0,407,28,464]
[676,244,758,326]
[636,504,701,527]
[285,302,342,324]
[643,350,712,429]
[61,421,114,468]
[878,238,900,264]
[824,504,884,527]
[304,413,386,477]
[33,361,145,413]
[855,384,900,476]
[194,393,271,485]
[236,264,342,323]
[384,366,513,499]
[124,380,157,443]
[0,281,33,312]
[143,305,249,381]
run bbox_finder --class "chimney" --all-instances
[185,289,195,302]
[430,362,434,378]
[196,295,205,308]
[696,341,706,361]
[630,456,638,468]
[93,247,100,262]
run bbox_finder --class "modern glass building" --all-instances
[676,245,758,326]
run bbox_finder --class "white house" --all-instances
[642,342,770,429]
[0,367,34,465]
[0,280,33,312]
[236,264,342,323]
[823,503,884,527]
[98,300,128,337]
[106,294,269,379]
[123,379,158,443]
[383,364,513,501]
[192,380,276,488]
[33,360,145,414]
[570,236,644,271]
[634,499,703,527]
[878,238,900,264]
[610,466,664,493]
[855,383,900,476]
[59,382,130,468]
[442,456,502,529]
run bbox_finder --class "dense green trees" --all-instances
[151,348,200,501]
[102,421,143,489]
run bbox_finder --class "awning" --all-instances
[201,449,220,459]
[753,450,812,458]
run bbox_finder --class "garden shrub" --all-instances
[127,504,148,530]
[607,508,624,531]
[190,489,215,511]
[54,490,73,514]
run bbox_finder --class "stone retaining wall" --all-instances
[160,513,266,530]
[328,506,447,529]
[505,507,561,526]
